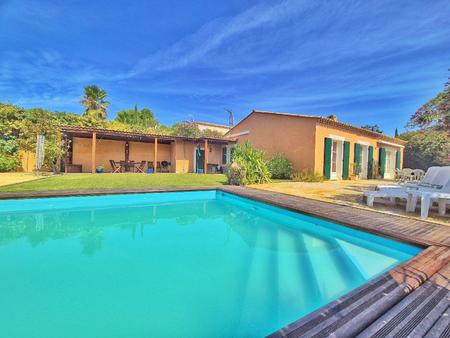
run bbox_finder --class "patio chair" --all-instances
[109,160,122,173]
[411,169,425,182]
[395,168,413,182]
[377,166,444,190]
[156,161,162,172]
[161,161,170,173]
[147,161,154,171]
[135,160,146,173]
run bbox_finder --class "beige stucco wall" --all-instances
[72,138,125,173]
[169,140,224,173]
[228,112,317,172]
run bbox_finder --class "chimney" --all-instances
[327,115,337,121]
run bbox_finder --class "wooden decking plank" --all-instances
[408,289,450,337]
[356,283,436,338]
[424,304,450,338]
[268,274,396,338]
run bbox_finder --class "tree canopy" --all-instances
[361,124,383,133]
[410,74,449,133]
[115,105,159,132]
[81,85,110,120]
[401,73,450,169]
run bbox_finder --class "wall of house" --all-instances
[169,140,224,173]
[227,112,317,172]
[72,137,173,173]
[128,141,171,166]
[72,138,124,173]
[314,123,404,178]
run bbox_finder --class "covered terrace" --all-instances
[61,126,235,174]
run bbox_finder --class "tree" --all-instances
[200,128,224,138]
[395,128,399,137]
[81,85,109,120]
[399,129,450,170]
[115,105,159,131]
[361,124,383,133]
[410,74,450,133]
[171,122,201,138]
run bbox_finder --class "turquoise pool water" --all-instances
[0,191,420,338]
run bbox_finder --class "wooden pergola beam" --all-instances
[91,132,96,173]
[204,139,208,174]
[154,138,158,173]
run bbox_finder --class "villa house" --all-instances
[226,110,405,180]
[61,126,234,174]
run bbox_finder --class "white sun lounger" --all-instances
[364,166,450,218]
[406,178,450,218]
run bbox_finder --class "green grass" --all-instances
[0,173,227,192]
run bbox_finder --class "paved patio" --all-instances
[250,179,450,226]
[0,173,42,187]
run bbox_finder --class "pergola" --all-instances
[61,126,234,173]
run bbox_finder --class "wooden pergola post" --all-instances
[154,138,158,173]
[204,139,208,174]
[91,132,97,173]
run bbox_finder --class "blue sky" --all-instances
[1,0,449,135]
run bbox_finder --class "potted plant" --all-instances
[353,162,361,180]
[96,165,105,173]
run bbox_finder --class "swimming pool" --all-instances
[0,190,421,338]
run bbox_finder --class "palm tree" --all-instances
[81,85,110,119]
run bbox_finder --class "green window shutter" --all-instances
[395,151,401,170]
[379,147,386,178]
[354,143,361,176]
[342,141,350,179]
[367,146,374,179]
[323,137,332,179]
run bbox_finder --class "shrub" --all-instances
[291,169,324,182]
[226,162,246,185]
[228,142,271,185]
[0,154,21,172]
[268,154,292,179]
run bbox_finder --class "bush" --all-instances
[0,154,21,172]
[226,162,246,185]
[291,170,324,182]
[228,142,271,185]
[268,154,292,179]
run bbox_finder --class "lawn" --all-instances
[0,173,227,192]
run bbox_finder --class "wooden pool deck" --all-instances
[1,185,450,337]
